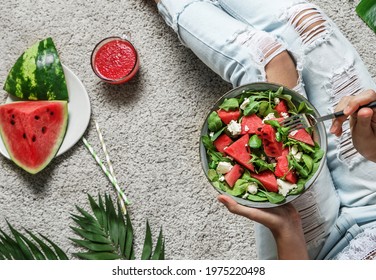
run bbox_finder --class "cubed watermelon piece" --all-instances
[240,114,263,134]
[275,148,297,184]
[260,124,283,158]
[224,164,244,188]
[213,133,233,153]
[274,100,289,116]
[217,109,241,125]
[288,128,314,146]
[251,170,278,193]
[224,134,255,171]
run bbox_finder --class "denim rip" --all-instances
[328,64,364,168]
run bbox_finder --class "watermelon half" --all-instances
[0,101,68,174]
[3,37,69,101]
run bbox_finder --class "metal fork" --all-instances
[280,100,376,131]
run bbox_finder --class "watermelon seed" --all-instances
[32,135,36,142]
[23,133,27,139]
[10,120,15,125]
[42,127,47,134]
[34,115,40,120]
[11,114,15,119]
[50,111,54,116]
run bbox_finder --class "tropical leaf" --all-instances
[70,193,165,260]
[0,221,68,260]
[356,0,376,33]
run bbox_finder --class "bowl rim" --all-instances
[199,82,328,208]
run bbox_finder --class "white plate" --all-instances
[0,65,91,159]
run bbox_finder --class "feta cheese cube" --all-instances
[216,162,233,174]
[262,113,276,123]
[277,179,297,197]
[247,182,258,194]
[227,120,241,136]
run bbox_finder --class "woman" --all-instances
[154,0,376,259]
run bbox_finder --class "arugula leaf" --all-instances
[297,101,314,114]
[210,127,226,141]
[264,120,280,129]
[290,157,309,178]
[207,169,219,181]
[247,193,268,202]
[207,111,223,132]
[227,179,249,196]
[248,134,262,149]
[243,101,260,116]
[302,154,313,173]
[285,139,315,154]
[219,98,239,111]
[251,153,275,173]
[259,190,285,204]
[202,135,216,151]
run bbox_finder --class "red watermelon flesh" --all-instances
[224,164,243,188]
[251,170,278,193]
[213,133,233,153]
[240,114,263,134]
[288,128,314,146]
[217,109,241,125]
[224,134,254,171]
[275,148,297,184]
[274,100,289,117]
[260,124,283,158]
[0,101,68,174]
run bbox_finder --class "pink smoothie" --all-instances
[92,38,139,83]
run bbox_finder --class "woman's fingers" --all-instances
[330,89,376,137]
[343,89,376,115]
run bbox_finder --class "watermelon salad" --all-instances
[202,87,324,205]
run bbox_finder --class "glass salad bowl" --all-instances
[199,82,327,208]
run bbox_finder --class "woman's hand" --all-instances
[330,89,376,162]
[217,194,309,259]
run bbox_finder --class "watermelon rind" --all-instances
[3,37,69,101]
[0,101,69,174]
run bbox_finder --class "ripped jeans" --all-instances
[158,0,376,259]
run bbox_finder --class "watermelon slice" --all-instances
[213,133,233,153]
[275,148,298,184]
[0,101,68,174]
[217,109,241,125]
[274,100,289,116]
[288,128,314,146]
[3,37,69,101]
[240,114,263,134]
[260,124,283,157]
[224,134,254,171]
[251,170,278,193]
[224,164,243,188]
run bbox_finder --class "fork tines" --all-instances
[280,113,311,131]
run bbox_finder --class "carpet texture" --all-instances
[0,0,375,260]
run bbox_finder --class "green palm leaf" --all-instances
[0,222,67,260]
[71,193,165,260]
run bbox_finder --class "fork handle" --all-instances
[317,100,376,122]
[336,100,376,118]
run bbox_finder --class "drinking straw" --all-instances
[82,137,129,214]
[94,121,129,213]
[94,121,117,183]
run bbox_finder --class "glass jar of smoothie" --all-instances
[91,36,140,84]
